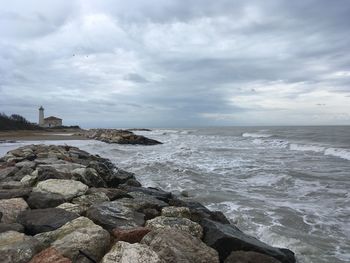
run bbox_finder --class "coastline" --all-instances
[0,129,87,141]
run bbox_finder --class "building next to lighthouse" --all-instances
[38,106,62,127]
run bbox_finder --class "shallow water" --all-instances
[1,126,349,263]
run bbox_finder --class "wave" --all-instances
[242,132,273,138]
[324,148,350,161]
[289,143,325,153]
[290,143,350,161]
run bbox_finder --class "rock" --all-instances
[146,216,203,239]
[0,223,24,233]
[87,187,131,200]
[33,179,88,200]
[29,247,72,263]
[143,208,160,220]
[161,206,191,219]
[0,188,32,200]
[35,166,69,182]
[72,192,110,210]
[27,191,66,209]
[169,199,230,224]
[141,229,219,263]
[124,178,142,187]
[112,227,151,243]
[0,198,28,223]
[12,166,34,181]
[86,200,145,230]
[56,203,86,215]
[0,181,25,189]
[101,241,163,263]
[103,169,136,188]
[0,166,19,181]
[15,161,36,169]
[0,230,44,263]
[20,174,38,186]
[35,217,110,262]
[122,191,168,211]
[39,163,85,174]
[224,250,282,263]
[17,208,79,235]
[201,218,296,263]
[122,186,172,202]
[72,167,107,187]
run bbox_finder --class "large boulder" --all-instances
[35,217,110,262]
[141,229,219,263]
[0,188,32,200]
[101,241,163,263]
[0,230,44,263]
[224,250,282,263]
[72,167,107,188]
[0,198,28,223]
[146,216,203,239]
[17,208,79,235]
[122,186,172,202]
[119,192,168,211]
[86,200,145,230]
[56,203,86,215]
[0,223,24,233]
[161,206,191,219]
[201,219,295,263]
[29,247,72,263]
[0,166,19,181]
[72,192,110,210]
[33,179,88,200]
[87,187,131,200]
[27,191,66,209]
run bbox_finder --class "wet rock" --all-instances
[124,178,142,187]
[29,247,72,263]
[161,206,191,219]
[27,191,66,209]
[0,188,32,200]
[0,230,44,263]
[101,241,163,263]
[224,250,282,263]
[103,169,136,187]
[56,203,86,215]
[33,179,88,200]
[122,186,172,202]
[0,198,28,223]
[87,187,131,200]
[201,218,296,263]
[86,200,145,230]
[72,167,107,187]
[35,217,110,262]
[17,208,79,235]
[146,216,203,239]
[112,227,151,243]
[169,199,230,224]
[122,191,169,210]
[0,222,24,233]
[141,229,219,263]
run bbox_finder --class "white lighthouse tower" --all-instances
[39,106,44,126]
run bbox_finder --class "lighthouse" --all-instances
[39,106,44,126]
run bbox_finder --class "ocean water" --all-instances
[1,126,349,263]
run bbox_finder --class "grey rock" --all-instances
[0,223,24,233]
[201,218,295,263]
[86,187,131,200]
[72,167,107,187]
[0,231,44,263]
[141,229,219,263]
[17,208,79,235]
[225,251,282,263]
[0,166,19,181]
[27,191,66,209]
[86,200,145,230]
[161,206,191,219]
[0,188,32,200]
[101,241,163,263]
[0,198,28,223]
[56,203,86,215]
[146,216,203,239]
[72,192,110,210]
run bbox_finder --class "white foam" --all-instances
[289,143,325,153]
[324,148,350,161]
[242,132,272,138]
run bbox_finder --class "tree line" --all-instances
[0,113,42,130]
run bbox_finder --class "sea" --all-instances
[1,126,349,263]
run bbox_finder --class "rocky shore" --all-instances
[0,144,296,263]
[82,129,162,145]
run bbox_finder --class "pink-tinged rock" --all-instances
[29,247,72,263]
[0,198,28,223]
[112,227,151,243]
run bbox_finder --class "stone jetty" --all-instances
[0,144,296,263]
[82,129,162,145]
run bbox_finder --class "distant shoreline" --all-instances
[0,129,87,141]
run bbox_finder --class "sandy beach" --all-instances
[0,129,86,141]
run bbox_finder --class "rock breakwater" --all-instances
[0,144,296,263]
[82,129,162,145]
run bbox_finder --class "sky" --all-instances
[1,0,350,128]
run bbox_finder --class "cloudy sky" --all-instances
[1,0,350,127]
